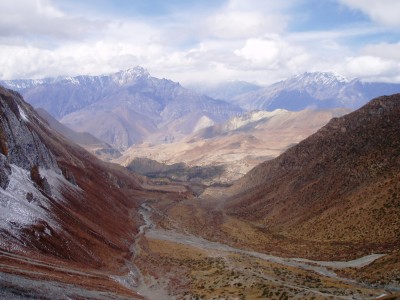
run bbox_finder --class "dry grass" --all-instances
[136,236,387,299]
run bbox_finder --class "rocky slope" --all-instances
[233,72,400,111]
[0,85,154,298]
[2,67,243,149]
[224,94,400,251]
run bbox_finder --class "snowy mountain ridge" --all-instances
[290,71,350,86]
[1,66,151,90]
[231,71,400,111]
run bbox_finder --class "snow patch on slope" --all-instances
[40,167,82,202]
[0,165,52,229]
[225,109,288,131]
[18,105,29,122]
[0,165,81,243]
[193,115,215,132]
[64,77,80,85]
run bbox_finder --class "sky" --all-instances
[0,0,399,85]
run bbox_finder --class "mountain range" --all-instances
[36,108,122,161]
[1,67,243,149]
[3,69,400,152]
[188,80,262,102]
[197,72,400,111]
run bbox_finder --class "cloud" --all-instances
[337,42,400,82]
[342,55,399,82]
[0,0,398,85]
[204,0,290,40]
[233,35,313,75]
[206,11,287,39]
[338,0,400,27]
[0,0,104,42]
[362,42,400,60]
[234,37,285,67]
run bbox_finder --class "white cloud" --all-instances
[344,55,398,77]
[0,0,104,41]
[204,0,289,40]
[338,0,400,27]
[234,37,283,67]
[336,42,400,82]
[206,11,286,39]
[0,42,143,79]
[234,35,312,75]
[362,42,400,60]
[0,0,398,85]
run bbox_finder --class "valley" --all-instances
[130,200,394,299]
[6,69,399,185]
[2,0,400,298]
[115,93,400,299]
[0,75,399,299]
[117,108,348,184]
[1,191,398,299]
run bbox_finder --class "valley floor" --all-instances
[0,193,398,300]
[132,200,399,300]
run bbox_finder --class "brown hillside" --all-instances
[224,94,400,250]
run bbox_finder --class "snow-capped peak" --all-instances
[293,72,349,86]
[2,79,47,90]
[112,66,151,86]
[62,76,80,85]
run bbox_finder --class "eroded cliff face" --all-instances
[0,89,59,188]
[0,87,66,251]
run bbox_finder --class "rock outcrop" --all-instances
[0,89,59,187]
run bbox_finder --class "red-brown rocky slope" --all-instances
[0,86,149,298]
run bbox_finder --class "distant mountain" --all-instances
[188,80,262,102]
[6,69,400,151]
[2,67,243,149]
[233,72,400,111]
[225,94,400,255]
[36,108,121,161]
[117,108,347,184]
